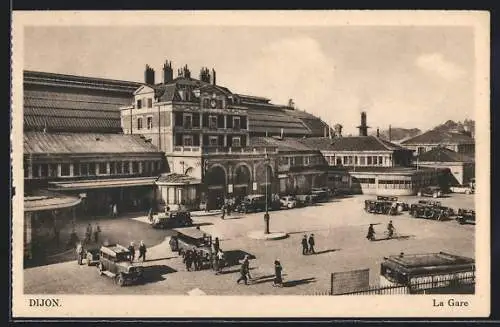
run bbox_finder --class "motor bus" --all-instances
[379,252,475,294]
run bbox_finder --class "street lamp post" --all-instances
[264,154,270,234]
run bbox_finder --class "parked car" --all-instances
[311,188,329,202]
[97,244,144,286]
[150,208,193,229]
[294,194,313,207]
[85,247,100,266]
[280,196,297,209]
[456,209,475,225]
[450,184,475,194]
[417,186,443,198]
[169,227,215,269]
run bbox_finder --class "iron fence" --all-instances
[309,274,475,295]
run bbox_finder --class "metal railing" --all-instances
[309,274,475,296]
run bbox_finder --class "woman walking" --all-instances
[272,259,283,287]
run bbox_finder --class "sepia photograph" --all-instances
[11,10,490,318]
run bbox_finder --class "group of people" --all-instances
[128,241,147,263]
[366,220,395,241]
[84,223,101,244]
[183,249,210,271]
[301,234,316,255]
[236,255,283,288]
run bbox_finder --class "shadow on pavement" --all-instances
[192,222,214,227]
[141,265,177,284]
[223,250,256,266]
[287,229,329,236]
[313,249,341,255]
[283,277,317,288]
[250,273,288,285]
[144,256,178,263]
[218,267,256,275]
[222,215,246,220]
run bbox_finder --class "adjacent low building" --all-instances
[416,146,475,186]
[400,127,475,156]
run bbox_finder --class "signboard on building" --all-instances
[330,268,370,295]
[252,182,257,191]
[228,184,233,193]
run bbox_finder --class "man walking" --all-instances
[94,223,101,243]
[237,258,249,285]
[112,203,118,218]
[128,242,135,263]
[242,255,252,280]
[272,259,283,287]
[214,237,220,253]
[85,223,92,243]
[76,242,85,265]
[301,234,308,255]
[308,234,316,254]
[138,240,147,262]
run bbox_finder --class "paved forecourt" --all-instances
[24,193,475,295]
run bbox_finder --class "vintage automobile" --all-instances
[169,227,215,269]
[85,247,100,266]
[417,186,443,198]
[450,182,475,194]
[97,244,144,286]
[280,195,297,209]
[377,196,409,211]
[456,209,475,225]
[150,205,193,229]
[409,202,452,220]
[364,199,399,215]
[311,188,330,202]
[234,194,280,213]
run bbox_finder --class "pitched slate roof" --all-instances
[250,136,315,152]
[417,147,474,163]
[24,131,161,154]
[298,136,410,152]
[248,107,312,136]
[400,129,474,145]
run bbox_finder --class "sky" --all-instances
[24,25,475,135]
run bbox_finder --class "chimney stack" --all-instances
[376,127,380,138]
[389,125,392,142]
[163,60,173,83]
[199,67,211,83]
[178,65,191,79]
[357,111,370,137]
[210,68,216,85]
[144,65,155,85]
[334,124,343,138]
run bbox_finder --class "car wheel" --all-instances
[116,274,125,287]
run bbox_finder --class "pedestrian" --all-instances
[148,207,154,222]
[242,255,252,280]
[226,202,232,216]
[198,250,205,270]
[112,203,118,218]
[308,234,316,254]
[217,249,225,273]
[301,234,308,255]
[76,242,85,265]
[272,259,283,287]
[220,205,226,220]
[236,260,249,285]
[94,223,101,243]
[138,240,147,262]
[184,250,193,271]
[214,237,220,253]
[213,252,219,274]
[128,242,135,263]
[192,250,199,271]
[84,224,91,242]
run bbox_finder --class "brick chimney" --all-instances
[357,111,370,137]
[199,67,211,83]
[334,124,343,138]
[144,64,155,85]
[163,60,173,83]
[210,68,216,85]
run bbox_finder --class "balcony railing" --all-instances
[203,146,278,155]
[172,146,202,154]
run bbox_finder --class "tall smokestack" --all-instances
[357,111,370,137]
[211,68,216,85]
[376,128,380,138]
[389,125,392,142]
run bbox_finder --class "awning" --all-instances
[288,169,327,176]
[48,177,158,191]
[156,173,202,186]
[24,193,82,212]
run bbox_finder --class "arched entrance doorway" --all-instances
[205,165,227,210]
[233,164,252,198]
